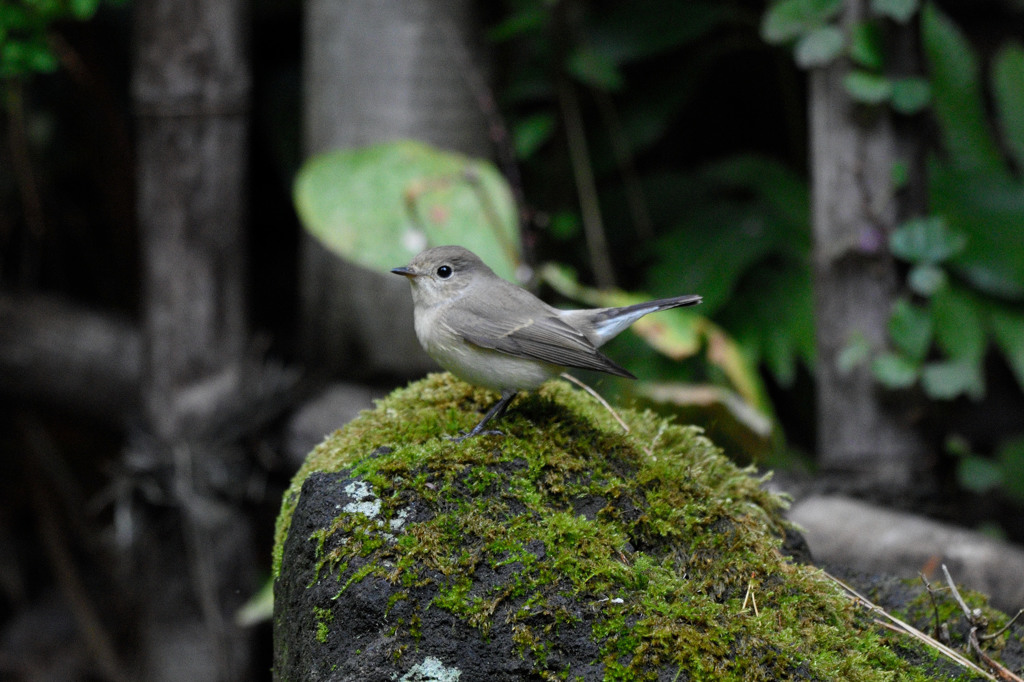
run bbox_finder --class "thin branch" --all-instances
[558,78,615,289]
[968,630,1024,682]
[559,372,629,433]
[824,571,994,680]
[919,571,950,643]
[979,609,1024,643]
[941,564,980,623]
[21,416,131,682]
[593,90,653,240]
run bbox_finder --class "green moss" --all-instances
[312,605,333,644]
[274,373,976,680]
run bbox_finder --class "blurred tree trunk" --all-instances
[810,4,930,490]
[299,0,492,379]
[131,0,258,679]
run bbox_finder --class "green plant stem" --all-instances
[558,78,615,289]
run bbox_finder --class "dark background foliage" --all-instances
[2,0,1024,678]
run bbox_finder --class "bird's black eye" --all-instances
[436,265,453,279]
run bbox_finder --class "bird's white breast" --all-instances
[413,304,558,393]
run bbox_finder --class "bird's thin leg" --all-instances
[449,391,518,443]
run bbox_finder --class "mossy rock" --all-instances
[272,374,974,681]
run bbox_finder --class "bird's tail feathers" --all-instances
[586,294,702,345]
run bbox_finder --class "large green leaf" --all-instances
[922,3,1003,175]
[989,306,1024,391]
[931,286,986,363]
[932,163,1024,299]
[992,43,1024,172]
[294,140,520,280]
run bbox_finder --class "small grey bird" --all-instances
[391,245,701,441]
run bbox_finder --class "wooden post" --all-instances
[299,0,492,378]
[134,0,250,441]
[131,1,257,679]
[810,3,929,489]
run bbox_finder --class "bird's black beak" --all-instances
[390,266,417,278]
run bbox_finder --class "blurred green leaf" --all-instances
[69,0,100,20]
[932,286,986,362]
[932,165,1024,299]
[566,46,623,91]
[871,352,919,389]
[794,25,844,68]
[890,77,931,114]
[870,0,919,23]
[294,140,520,281]
[996,436,1024,501]
[890,160,909,189]
[922,3,1003,174]
[588,1,742,63]
[0,5,30,29]
[888,298,932,361]
[720,264,815,387]
[647,157,809,314]
[488,5,547,42]
[989,307,1024,391]
[921,359,984,400]
[664,156,815,387]
[838,333,871,375]
[235,578,274,627]
[956,455,1003,494]
[890,216,966,264]
[992,43,1024,171]
[513,113,556,159]
[547,211,581,241]
[761,0,843,44]
[699,155,810,232]
[850,21,884,69]
[23,39,58,72]
[907,263,947,296]
[844,71,892,104]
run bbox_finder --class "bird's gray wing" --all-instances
[443,287,635,378]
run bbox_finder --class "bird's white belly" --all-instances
[427,336,559,393]
[444,342,561,391]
